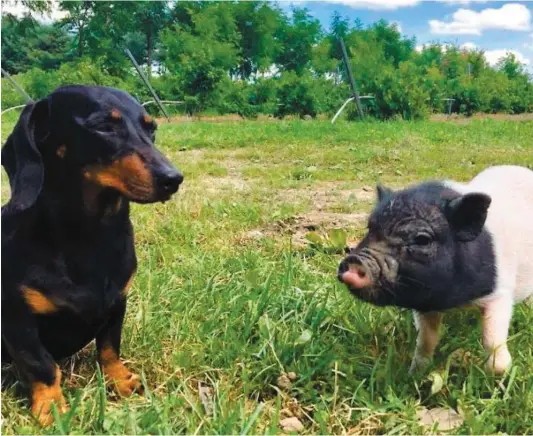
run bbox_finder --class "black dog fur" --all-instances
[1,85,183,425]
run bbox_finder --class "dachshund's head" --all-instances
[2,85,183,215]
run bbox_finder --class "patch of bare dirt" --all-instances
[245,211,367,248]
[431,113,533,123]
[155,113,330,124]
[276,182,377,212]
[157,112,532,125]
[201,176,249,193]
[156,114,245,124]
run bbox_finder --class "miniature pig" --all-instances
[337,165,533,375]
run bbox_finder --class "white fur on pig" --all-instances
[411,165,533,375]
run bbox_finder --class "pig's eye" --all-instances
[413,233,433,246]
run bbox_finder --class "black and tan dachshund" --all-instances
[1,85,183,425]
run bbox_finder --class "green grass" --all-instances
[2,116,533,434]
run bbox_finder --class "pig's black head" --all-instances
[338,182,495,312]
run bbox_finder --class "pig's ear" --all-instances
[445,193,492,242]
[376,184,393,202]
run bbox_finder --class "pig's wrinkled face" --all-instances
[338,182,492,311]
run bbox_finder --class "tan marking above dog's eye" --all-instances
[56,145,67,158]
[143,114,152,124]
[110,109,122,120]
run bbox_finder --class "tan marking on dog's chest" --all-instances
[21,286,58,314]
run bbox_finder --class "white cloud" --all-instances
[460,42,478,50]
[484,49,530,66]
[391,21,403,33]
[438,0,487,5]
[429,3,532,35]
[317,0,420,10]
[317,0,491,9]
[524,33,533,50]
[416,42,454,52]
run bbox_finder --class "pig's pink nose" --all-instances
[341,264,372,289]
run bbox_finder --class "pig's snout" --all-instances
[338,256,373,289]
[343,264,372,289]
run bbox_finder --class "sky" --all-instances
[277,0,533,70]
[2,0,532,72]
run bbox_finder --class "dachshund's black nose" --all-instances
[158,169,183,194]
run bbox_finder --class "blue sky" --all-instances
[277,1,533,70]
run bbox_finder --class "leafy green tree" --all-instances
[81,1,135,75]
[1,0,52,15]
[1,15,72,74]
[275,7,322,75]
[58,1,93,57]
[130,1,170,77]
[160,3,240,112]
[2,1,532,117]
[496,53,526,80]
[232,1,283,79]
[371,19,414,67]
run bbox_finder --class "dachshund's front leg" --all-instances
[2,294,68,426]
[96,297,143,397]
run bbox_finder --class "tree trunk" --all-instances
[78,22,84,57]
[146,28,152,78]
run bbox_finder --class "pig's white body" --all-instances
[412,165,533,375]
[445,165,533,304]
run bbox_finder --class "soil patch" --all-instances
[246,211,367,248]
[276,182,376,211]
[431,113,533,123]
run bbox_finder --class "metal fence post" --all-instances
[124,48,170,120]
[338,37,364,120]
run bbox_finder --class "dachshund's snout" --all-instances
[156,168,183,195]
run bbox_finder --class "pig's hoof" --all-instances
[485,349,512,376]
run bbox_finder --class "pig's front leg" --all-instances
[480,296,513,375]
[409,311,443,373]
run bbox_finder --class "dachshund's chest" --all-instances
[20,226,137,320]
[58,236,136,316]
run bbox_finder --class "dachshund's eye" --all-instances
[141,115,157,133]
[95,123,116,135]
[413,233,433,246]
[145,122,157,134]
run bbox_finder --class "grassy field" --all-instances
[1,115,533,435]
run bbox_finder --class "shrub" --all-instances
[274,71,345,118]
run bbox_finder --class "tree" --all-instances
[131,1,170,77]
[58,1,93,58]
[232,1,283,79]
[160,3,240,111]
[80,1,136,75]
[1,15,72,74]
[371,20,414,67]
[496,53,526,80]
[275,7,322,75]
[1,0,52,15]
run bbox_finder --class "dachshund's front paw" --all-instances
[31,367,69,426]
[100,346,144,397]
[110,370,144,397]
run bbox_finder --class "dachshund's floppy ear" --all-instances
[1,98,49,215]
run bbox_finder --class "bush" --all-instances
[274,71,346,118]
[359,61,429,120]
[251,78,279,116]
[1,59,146,110]
[1,68,60,108]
